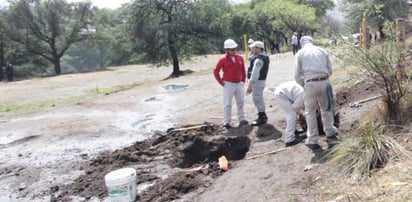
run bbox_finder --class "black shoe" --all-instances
[239,120,249,126]
[223,123,232,129]
[326,135,338,149]
[251,112,267,126]
[305,143,321,150]
[295,131,307,139]
[251,119,266,126]
[326,135,338,142]
[285,136,305,147]
[294,129,305,136]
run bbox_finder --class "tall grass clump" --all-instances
[327,123,411,180]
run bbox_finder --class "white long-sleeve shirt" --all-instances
[274,81,304,113]
[291,35,298,45]
[293,44,333,86]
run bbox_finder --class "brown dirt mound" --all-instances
[335,80,380,108]
[50,122,251,201]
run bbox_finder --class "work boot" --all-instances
[285,135,305,147]
[251,112,267,126]
[326,134,339,149]
[223,123,232,129]
[238,120,249,127]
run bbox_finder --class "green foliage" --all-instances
[345,0,409,34]
[64,7,135,69]
[294,0,335,18]
[128,0,231,76]
[328,123,410,179]
[3,0,93,75]
[346,21,409,123]
[231,0,319,54]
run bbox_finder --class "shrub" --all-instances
[345,21,410,123]
[327,123,411,180]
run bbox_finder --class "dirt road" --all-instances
[0,52,374,201]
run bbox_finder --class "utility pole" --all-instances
[243,34,248,60]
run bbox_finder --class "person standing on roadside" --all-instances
[274,81,307,147]
[214,39,249,129]
[247,41,269,126]
[6,61,14,82]
[248,38,254,60]
[294,36,338,150]
[291,32,299,55]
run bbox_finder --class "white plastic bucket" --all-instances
[104,168,137,202]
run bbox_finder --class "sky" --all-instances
[0,0,130,9]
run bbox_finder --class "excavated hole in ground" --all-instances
[51,123,252,202]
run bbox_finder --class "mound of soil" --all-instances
[334,80,379,108]
[50,122,251,201]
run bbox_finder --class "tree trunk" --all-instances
[53,58,62,75]
[0,35,3,81]
[168,30,180,77]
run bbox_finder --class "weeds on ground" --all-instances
[327,123,411,180]
[0,83,140,113]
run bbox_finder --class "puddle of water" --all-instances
[163,84,190,90]
[131,114,155,128]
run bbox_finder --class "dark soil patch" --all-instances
[50,122,251,201]
[335,80,380,108]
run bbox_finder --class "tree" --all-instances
[249,0,318,50]
[344,0,409,37]
[347,22,409,123]
[296,0,334,18]
[128,0,230,77]
[5,0,93,75]
[63,6,134,70]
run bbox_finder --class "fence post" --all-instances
[396,18,406,49]
[396,18,407,80]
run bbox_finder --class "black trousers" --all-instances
[6,67,13,81]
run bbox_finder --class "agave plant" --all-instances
[327,123,411,179]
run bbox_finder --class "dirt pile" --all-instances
[50,122,251,201]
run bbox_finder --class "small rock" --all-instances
[18,183,26,191]
[50,185,59,193]
[304,165,313,172]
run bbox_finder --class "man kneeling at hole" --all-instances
[274,81,339,147]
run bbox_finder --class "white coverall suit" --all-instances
[274,81,304,143]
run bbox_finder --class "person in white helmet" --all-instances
[274,81,307,147]
[294,36,338,150]
[247,41,269,126]
[214,39,248,129]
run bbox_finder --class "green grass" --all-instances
[0,83,141,113]
[327,123,411,180]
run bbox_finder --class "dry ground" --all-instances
[0,51,411,202]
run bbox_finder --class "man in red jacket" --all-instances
[214,39,249,129]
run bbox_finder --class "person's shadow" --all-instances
[254,123,282,142]
[225,124,253,137]
[310,146,335,164]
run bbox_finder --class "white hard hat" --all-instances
[224,39,238,49]
[248,38,254,44]
[249,41,264,49]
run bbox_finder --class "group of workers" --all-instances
[213,36,338,150]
